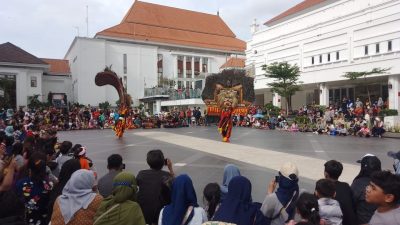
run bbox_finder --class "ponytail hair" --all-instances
[203,183,221,220]
[296,192,321,225]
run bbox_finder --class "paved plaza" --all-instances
[57,127,398,206]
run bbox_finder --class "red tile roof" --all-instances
[265,0,326,26]
[0,42,47,65]
[220,57,245,69]
[96,1,245,52]
[41,58,70,75]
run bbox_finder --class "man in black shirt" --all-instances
[136,149,175,225]
[324,160,358,225]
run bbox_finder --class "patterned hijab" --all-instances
[59,169,97,224]
[220,164,241,198]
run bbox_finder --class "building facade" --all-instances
[247,0,400,111]
[65,1,245,114]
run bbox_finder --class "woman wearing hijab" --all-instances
[220,164,241,200]
[50,169,103,225]
[93,172,145,225]
[213,176,267,225]
[261,162,300,225]
[159,174,207,225]
[47,159,81,219]
[351,154,381,225]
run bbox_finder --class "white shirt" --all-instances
[158,207,208,225]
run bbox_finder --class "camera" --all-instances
[275,175,280,183]
[164,158,168,166]
[122,163,126,170]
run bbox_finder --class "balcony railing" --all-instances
[144,87,202,100]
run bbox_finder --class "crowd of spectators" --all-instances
[1,120,400,225]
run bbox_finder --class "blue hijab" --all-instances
[220,164,241,199]
[213,176,266,225]
[275,173,299,220]
[162,174,199,225]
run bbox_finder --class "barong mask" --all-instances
[215,84,242,110]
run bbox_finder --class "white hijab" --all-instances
[58,169,97,224]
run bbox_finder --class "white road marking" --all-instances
[134,131,359,183]
[174,163,187,167]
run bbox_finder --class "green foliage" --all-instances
[262,62,302,112]
[379,109,398,117]
[343,68,390,80]
[294,115,309,124]
[264,103,280,116]
[73,102,85,108]
[314,105,327,112]
[99,101,111,110]
[27,95,42,109]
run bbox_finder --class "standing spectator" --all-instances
[203,183,221,220]
[213,176,268,225]
[12,142,24,169]
[195,107,202,125]
[16,152,53,225]
[324,160,357,225]
[261,162,299,225]
[0,188,25,225]
[186,108,192,126]
[98,154,124,198]
[137,150,174,225]
[54,141,73,177]
[351,154,381,225]
[158,174,207,225]
[48,159,81,219]
[220,164,241,201]
[50,169,103,225]
[355,98,363,108]
[366,171,400,225]
[94,172,146,225]
[315,179,343,225]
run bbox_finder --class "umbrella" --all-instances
[253,113,264,119]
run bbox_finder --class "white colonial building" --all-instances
[65,1,245,114]
[247,0,400,111]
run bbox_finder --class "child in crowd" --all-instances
[357,124,370,137]
[315,179,343,225]
[286,192,321,225]
[366,171,400,225]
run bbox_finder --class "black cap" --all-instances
[358,154,381,171]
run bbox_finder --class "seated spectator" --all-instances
[371,117,385,138]
[213,176,268,225]
[289,122,299,132]
[387,151,400,175]
[54,141,73,177]
[48,159,81,219]
[357,124,370,137]
[203,183,221,220]
[315,179,343,225]
[12,142,24,169]
[351,154,381,225]
[98,154,124,198]
[337,124,348,136]
[324,160,357,225]
[220,164,241,200]
[158,174,207,225]
[73,145,94,170]
[286,192,321,225]
[261,162,300,225]
[137,150,174,225]
[16,152,54,225]
[366,171,400,225]
[94,172,146,225]
[50,169,103,225]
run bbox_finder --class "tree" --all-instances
[262,62,302,114]
[28,94,42,109]
[99,101,111,110]
[343,67,390,103]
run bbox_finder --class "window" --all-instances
[336,51,340,60]
[311,56,314,65]
[376,43,380,54]
[177,56,183,78]
[327,53,331,62]
[202,58,208,73]
[186,57,192,77]
[157,54,163,86]
[123,54,127,74]
[30,76,37,87]
[319,55,322,63]
[364,45,369,55]
[194,57,200,76]
[388,40,392,52]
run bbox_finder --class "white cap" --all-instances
[280,162,299,180]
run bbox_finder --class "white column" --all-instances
[183,56,187,86]
[173,55,178,89]
[191,57,195,88]
[272,93,281,108]
[155,99,162,114]
[319,83,329,106]
[388,75,400,111]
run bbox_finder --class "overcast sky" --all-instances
[0,0,302,59]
